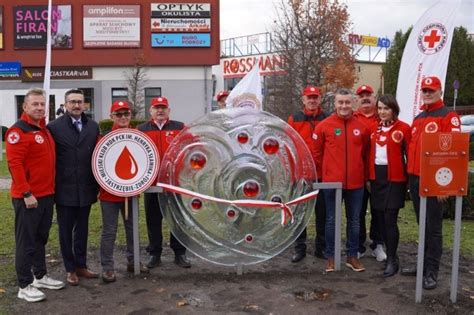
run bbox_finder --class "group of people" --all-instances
[287,77,460,290]
[6,88,191,302]
[6,76,460,303]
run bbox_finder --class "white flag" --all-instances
[225,59,263,110]
[43,0,53,123]
[396,1,461,125]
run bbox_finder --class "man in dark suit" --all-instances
[47,88,100,286]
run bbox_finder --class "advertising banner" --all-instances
[0,6,3,49]
[151,3,211,18]
[151,18,211,33]
[14,5,72,49]
[83,5,140,48]
[0,62,21,80]
[151,33,210,47]
[21,66,93,82]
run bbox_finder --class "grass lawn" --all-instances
[0,149,8,177]
[0,191,473,289]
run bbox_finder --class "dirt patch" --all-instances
[2,243,474,314]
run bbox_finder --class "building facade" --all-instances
[0,0,220,127]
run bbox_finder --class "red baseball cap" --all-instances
[356,85,374,95]
[421,76,442,91]
[302,86,320,96]
[151,97,169,108]
[216,90,229,101]
[110,100,130,113]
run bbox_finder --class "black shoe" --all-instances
[146,255,161,269]
[291,252,306,263]
[314,249,326,259]
[174,254,191,268]
[423,274,437,290]
[382,259,399,278]
[400,266,417,276]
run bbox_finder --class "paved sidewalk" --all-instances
[0,177,11,190]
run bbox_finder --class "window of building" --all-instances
[144,88,162,119]
[112,88,129,104]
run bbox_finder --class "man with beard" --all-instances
[353,84,386,263]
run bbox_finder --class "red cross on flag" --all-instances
[396,1,461,125]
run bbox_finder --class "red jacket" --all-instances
[313,113,370,189]
[353,110,379,131]
[369,120,411,182]
[407,100,461,176]
[288,108,327,179]
[137,119,185,157]
[6,113,56,198]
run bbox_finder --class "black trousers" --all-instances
[13,195,54,288]
[358,188,384,252]
[144,193,186,256]
[409,175,444,276]
[56,205,92,272]
[294,190,326,254]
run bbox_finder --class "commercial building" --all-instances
[0,0,220,127]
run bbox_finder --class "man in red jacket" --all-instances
[137,97,190,269]
[287,86,328,262]
[353,84,386,262]
[402,76,461,290]
[313,88,370,273]
[6,88,65,302]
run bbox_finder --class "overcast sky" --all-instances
[220,0,474,40]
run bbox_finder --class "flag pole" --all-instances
[43,0,53,123]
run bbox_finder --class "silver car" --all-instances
[460,114,474,141]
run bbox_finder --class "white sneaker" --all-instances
[18,285,46,302]
[357,251,365,259]
[32,275,65,290]
[372,244,387,262]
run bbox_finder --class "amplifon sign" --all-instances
[223,54,286,78]
[92,129,159,197]
[348,33,391,48]
[83,5,140,48]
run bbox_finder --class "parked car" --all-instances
[460,114,474,142]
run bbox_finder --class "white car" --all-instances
[460,115,474,141]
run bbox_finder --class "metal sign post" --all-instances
[132,196,140,276]
[417,132,469,303]
[313,182,343,270]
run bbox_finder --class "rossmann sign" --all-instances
[223,54,286,78]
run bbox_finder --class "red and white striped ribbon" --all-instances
[157,182,319,226]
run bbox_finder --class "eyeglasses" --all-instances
[113,111,131,118]
[67,100,84,105]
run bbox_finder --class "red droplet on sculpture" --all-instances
[237,132,249,144]
[227,209,236,218]
[245,234,253,243]
[263,138,279,154]
[115,146,138,180]
[243,181,259,197]
[190,153,206,169]
[191,199,202,210]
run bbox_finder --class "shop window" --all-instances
[144,88,162,119]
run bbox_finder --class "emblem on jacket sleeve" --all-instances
[450,117,460,127]
[7,131,20,144]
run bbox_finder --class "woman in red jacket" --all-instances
[369,94,410,277]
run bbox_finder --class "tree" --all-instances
[383,26,474,107]
[124,52,148,119]
[267,0,356,119]
[382,27,412,95]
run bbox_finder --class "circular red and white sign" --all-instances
[92,129,160,197]
[417,23,448,55]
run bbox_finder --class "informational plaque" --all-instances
[420,132,469,197]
